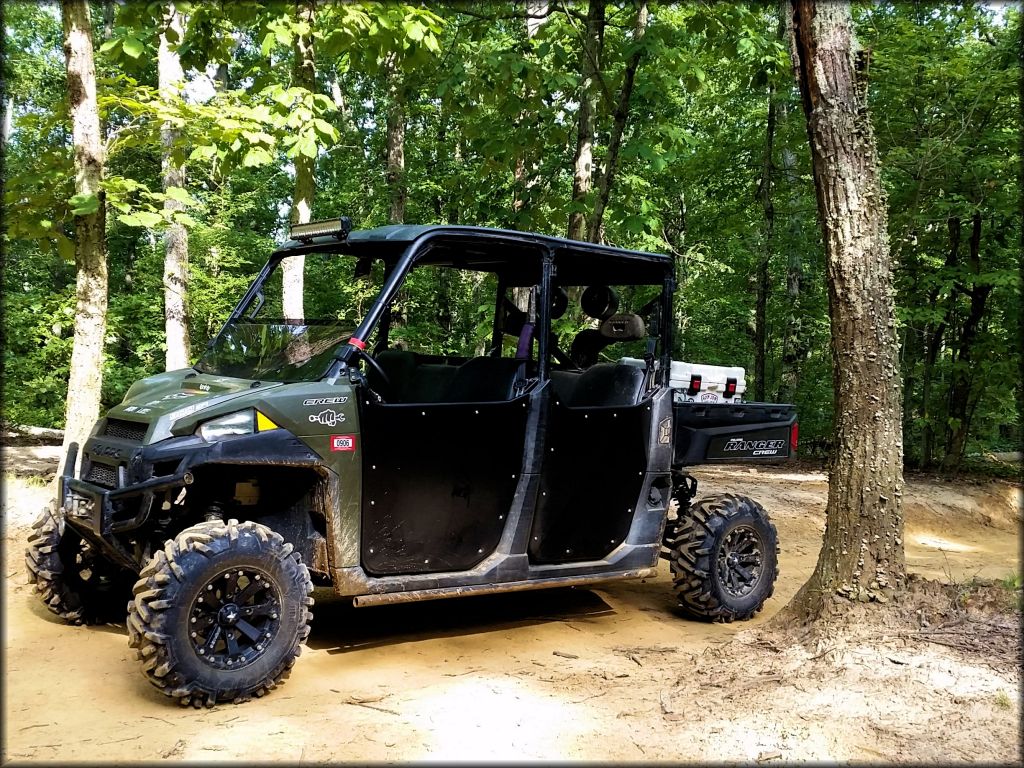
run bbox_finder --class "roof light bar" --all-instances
[290,216,353,242]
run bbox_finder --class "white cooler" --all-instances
[670,361,745,403]
[617,358,747,403]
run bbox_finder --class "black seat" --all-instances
[370,349,417,400]
[442,357,526,402]
[562,363,646,407]
[549,370,582,404]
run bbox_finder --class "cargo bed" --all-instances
[672,401,798,467]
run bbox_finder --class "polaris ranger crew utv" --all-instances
[27,219,797,707]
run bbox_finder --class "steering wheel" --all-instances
[351,348,395,402]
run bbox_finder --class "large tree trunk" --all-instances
[159,2,190,369]
[753,82,777,402]
[587,0,647,244]
[385,56,406,225]
[282,0,316,321]
[567,0,605,241]
[941,213,991,471]
[60,0,108,476]
[778,0,905,622]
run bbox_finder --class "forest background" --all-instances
[1,0,1019,472]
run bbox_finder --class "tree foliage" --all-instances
[2,1,1018,471]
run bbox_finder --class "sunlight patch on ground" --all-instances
[913,534,976,553]
[406,677,583,761]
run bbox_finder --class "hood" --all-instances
[106,369,285,444]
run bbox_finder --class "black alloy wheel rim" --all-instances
[188,568,281,670]
[716,525,764,598]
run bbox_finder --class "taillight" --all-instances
[725,377,737,398]
[687,374,702,396]
[790,422,799,454]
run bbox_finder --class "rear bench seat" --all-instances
[550,363,646,407]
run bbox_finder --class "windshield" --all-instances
[194,252,384,382]
[194,321,355,381]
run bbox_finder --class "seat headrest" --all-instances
[599,313,646,341]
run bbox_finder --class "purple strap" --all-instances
[516,322,535,359]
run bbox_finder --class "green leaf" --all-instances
[242,146,275,167]
[122,36,144,59]
[261,32,277,57]
[69,193,100,216]
[164,186,197,205]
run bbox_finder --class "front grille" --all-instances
[86,462,118,489]
[104,418,148,442]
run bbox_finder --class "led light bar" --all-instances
[290,216,353,242]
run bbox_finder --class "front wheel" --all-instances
[25,502,133,624]
[127,519,314,707]
[666,493,779,622]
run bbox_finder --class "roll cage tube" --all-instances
[324,229,553,379]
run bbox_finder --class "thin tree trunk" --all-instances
[159,2,190,369]
[776,0,905,622]
[386,56,406,225]
[587,0,647,244]
[753,81,777,402]
[59,0,108,477]
[568,0,605,241]
[283,0,316,321]
[513,0,548,217]
[941,213,991,471]
[921,217,960,466]
[2,97,12,149]
[776,148,807,403]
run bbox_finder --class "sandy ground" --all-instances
[2,464,1020,763]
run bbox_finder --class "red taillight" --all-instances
[790,422,799,454]
[687,375,702,396]
[725,377,737,397]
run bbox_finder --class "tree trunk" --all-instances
[513,1,549,217]
[941,213,991,471]
[385,56,406,225]
[753,81,777,402]
[588,0,647,244]
[59,0,108,477]
[777,0,905,622]
[283,0,316,321]
[158,2,190,369]
[920,217,960,466]
[776,147,807,403]
[567,0,605,241]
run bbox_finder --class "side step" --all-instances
[351,566,658,607]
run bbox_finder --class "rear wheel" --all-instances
[25,502,133,624]
[127,519,313,707]
[666,493,779,622]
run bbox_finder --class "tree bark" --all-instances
[777,0,905,622]
[60,0,108,477]
[385,55,406,225]
[159,2,190,369]
[587,0,647,244]
[567,0,605,241]
[283,0,316,321]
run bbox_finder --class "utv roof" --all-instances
[275,224,673,285]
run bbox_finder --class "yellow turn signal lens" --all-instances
[256,411,280,432]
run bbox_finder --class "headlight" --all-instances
[195,410,255,441]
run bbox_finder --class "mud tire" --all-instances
[667,493,779,622]
[25,502,133,625]
[127,519,313,708]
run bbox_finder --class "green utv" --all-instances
[27,219,798,707]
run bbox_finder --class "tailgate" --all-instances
[673,401,798,467]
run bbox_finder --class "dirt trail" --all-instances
[2,466,1020,763]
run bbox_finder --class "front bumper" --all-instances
[59,442,192,571]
